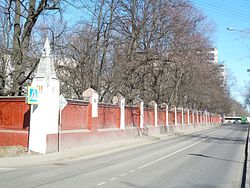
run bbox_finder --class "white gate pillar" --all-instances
[29,38,60,154]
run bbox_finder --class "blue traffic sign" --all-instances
[27,86,38,104]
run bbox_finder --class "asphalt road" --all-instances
[0,124,248,188]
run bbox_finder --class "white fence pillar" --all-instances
[165,104,169,132]
[181,108,184,128]
[196,110,199,125]
[154,102,158,127]
[200,111,203,125]
[181,108,184,125]
[192,110,194,125]
[174,107,177,127]
[205,112,208,125]
[120,97,125,129]
[140,101,144,129]
[208,112,210,125]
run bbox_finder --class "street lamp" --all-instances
[227,27,250,34]
[227,27,235,31]
[227,27,250,73]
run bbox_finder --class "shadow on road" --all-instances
[183,124,248,145]
[118,180,218,188]
[195,135,245,144]
[188,153,243,164]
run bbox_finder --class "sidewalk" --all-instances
[0,125,217,168]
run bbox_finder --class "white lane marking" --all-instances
[129,169,136,173]
[120,173,127,177]
[137,130,224,170]
[0,167,16,171]
[110,177,117,181]
[97,182,107,186]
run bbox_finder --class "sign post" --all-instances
[27,86,39,154]
[58,95,67,152]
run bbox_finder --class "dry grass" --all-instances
[0,146,28,158]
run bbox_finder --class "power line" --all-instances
[200,7,250,24]
[195,4,250,23]
[192,0,250,24]
[194,0,250,19]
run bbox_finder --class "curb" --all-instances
[0,125,219,168]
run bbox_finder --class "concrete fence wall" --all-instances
[0,97,221,152]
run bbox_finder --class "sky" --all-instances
[62,0,250,104]
[191,0,250,104]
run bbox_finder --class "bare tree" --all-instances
[0,0,63,96]
[55,0,234,114]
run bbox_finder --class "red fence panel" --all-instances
[0,131,28,147]
[177,112,182,124]
[0,97,30,130]
[93,104,119,129]
[144,108,154,126]
[125,106,140,127]
[158,110,165,126]
[168,111,175,125]
[61,100,88,130]
[189,112,193,124]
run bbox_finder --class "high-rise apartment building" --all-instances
[208,48,227,89]
[219,63,227,87]
[209,48,219,64]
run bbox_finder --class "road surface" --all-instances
[0,124,248,188]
